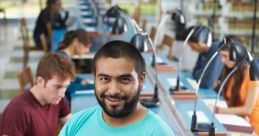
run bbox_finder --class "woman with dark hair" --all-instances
[57,28,92,107]
[57,28,91,57]
[211,35,259,134]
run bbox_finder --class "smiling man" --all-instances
[59,40,174,136]
[0,53,75,136]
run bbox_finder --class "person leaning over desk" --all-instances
[184,25,224,89]
[33,0,69,51]
[56,28,92,106]
[59,40,174,136]
[0,53,75,136]
[208,35,259,135]
[57,28,91,57]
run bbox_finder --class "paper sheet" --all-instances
[186,78,198,90]
[82,18,95,23]
[79,6,89,10]
[203,99,228,108]
[75,90,94,95]
[72,53,95,59]
[215,114,251,127]
[187,111,210,123]
[167,78,184,87]
[156,56,164,64]
[81,11,92,16]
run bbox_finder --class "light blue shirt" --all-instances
[59,106,174,136]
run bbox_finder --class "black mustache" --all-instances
[102,94,127,100]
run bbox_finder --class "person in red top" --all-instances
[0,53,75,136]
[209,35,259,135]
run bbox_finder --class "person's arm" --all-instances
[40,33,48,52]
[218,86,259,116]
[58,98,71,125]
[199,55,224,88]
[46,22,52,50]
[59,113,71,125]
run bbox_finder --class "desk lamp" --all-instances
[170,25,212,93]
[130,32,160,108]
[171,9,186,40]
[191,36,254,136]
[110,15,127,35]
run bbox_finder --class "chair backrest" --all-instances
[157,34,174,59]
[133,6,141,24]
[149,26,156,42]
[17,67,34,93]
[142,18,147,32]
[20,18,30,48]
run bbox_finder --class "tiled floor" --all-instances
[0,19,43,112]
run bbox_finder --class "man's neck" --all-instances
[102,103,148,127]
[30,86,47,106]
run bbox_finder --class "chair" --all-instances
[20,18,48,68]
[142,18,147,32]
[149,26,156,42]
[157,34,174,59]
[17,67,34,94]
[0,8,7,26]
[132,6,141,25]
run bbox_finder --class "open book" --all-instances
[215,114,254,133]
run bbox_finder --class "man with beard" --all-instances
[59,40,174,136]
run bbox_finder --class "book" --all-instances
[215,114,254,133]
[155,65,177,72]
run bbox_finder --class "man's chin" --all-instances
[51,99,61,105]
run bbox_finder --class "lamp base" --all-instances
[140,97,160,108]
[192,123,216,136]
[169,86,188,94]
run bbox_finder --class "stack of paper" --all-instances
[215,114,254,133]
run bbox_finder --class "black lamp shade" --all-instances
[229,41,247,64]
[183,25,212,47]
[171,9,185,24]
[250,58,259,81]
[106,5,122,17]
[172,10,186,40]
[130,32,148,52]
[111,16,127,34]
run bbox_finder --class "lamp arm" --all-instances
[195,52,218,94]
[147,36,158,86]
[210,64,240,123]
[193,51,218,111]
[176,28,195,91]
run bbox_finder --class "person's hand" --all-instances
[207,103,215,113]
[81,79,90,85]
[213,80,221,90]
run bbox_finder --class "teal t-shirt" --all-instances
[59,106,174,136]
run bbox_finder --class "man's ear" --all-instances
[139,72,146,88]
[35,76,45,87]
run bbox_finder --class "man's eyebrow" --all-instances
[97,73,109,77]
[118,74,133,78]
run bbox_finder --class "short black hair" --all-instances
[93,40,146,77]
[184,25,211,44]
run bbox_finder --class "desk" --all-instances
[143,52,227,134]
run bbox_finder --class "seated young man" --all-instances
[185,25,224,89]
[0,53,75,136]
